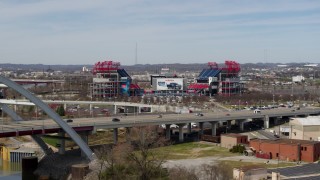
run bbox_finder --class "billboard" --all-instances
[155,78,184,90]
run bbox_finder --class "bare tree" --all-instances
[168,166,199,180]
[200,162,232,180]
[126,126,169,180]
[92,126,169,179]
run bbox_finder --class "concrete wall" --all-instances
[221,136,237,149]
[233,168,267,180]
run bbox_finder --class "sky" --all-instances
[0,0,320,65]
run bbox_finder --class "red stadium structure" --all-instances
[92,61,121,74]
[187,60,242,96]
[90,60,143,98]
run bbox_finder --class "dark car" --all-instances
[167,83,182,90]
[226,113,230,116]
[112,118,120,122]
[66,119,73,123]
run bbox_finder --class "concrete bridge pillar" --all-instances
[178,124,185,142]
[58,131,65,155]
[113,128,118,144]
[125,127,131,142]
[199,122,204,135]
[239,120,245,131]
[138,107,141,114]
[187,123,192,134]
[63,103,67,111]
[89,104,93,116]
[210,122,217,136]
[227,120,232,128]
[264,115,269,129]
[165,124,171,139]
[114,105,117,115]
[274,117,279,125]
[80,132,89,157]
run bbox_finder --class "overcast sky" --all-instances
[0,0,319,65]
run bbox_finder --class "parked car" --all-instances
[112,118,120,122]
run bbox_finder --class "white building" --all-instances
[290,116,320,141]
[292,75,305,83]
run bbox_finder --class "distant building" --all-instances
[221,133,248,149]
[188,61,242,96]
[289,116,320,141]
[89,61,143,98]
[82,66,89,72]
[304,64,318,67]
[233,166,267,180]
[277,64,288,67]
[292,75,305,83]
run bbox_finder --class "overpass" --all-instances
[1,107,319,143]
[0,99,163,114]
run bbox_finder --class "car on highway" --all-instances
[157,114,162,118]
[195,113,204,116]
[112,118,120,122]
[225,113,230,116]
[253,109,261,114]
[66,119,73,123]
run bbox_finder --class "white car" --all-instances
[253,109,261,114]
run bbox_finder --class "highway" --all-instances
[0,107,319,136]
[0,99,157,108]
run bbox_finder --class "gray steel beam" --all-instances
[0,103,53,155]
[0,75,95,160]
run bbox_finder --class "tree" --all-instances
[92,126,169,180]
[56,105,65,116]
[126,126,168,180]
[169,166,198,180]
[200,162,232,180]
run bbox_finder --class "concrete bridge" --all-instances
[0,99,164,114]
[1,107,318,145]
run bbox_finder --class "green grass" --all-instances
[42,137,59,147]
[152,142,236,160]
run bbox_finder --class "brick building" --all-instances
[221,133,248,149]
[250,139,320,162]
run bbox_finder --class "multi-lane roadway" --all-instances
[1,107,319,138]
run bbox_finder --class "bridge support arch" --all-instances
[0,76,95,160]
[0,104,54,155]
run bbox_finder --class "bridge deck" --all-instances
[0,107,319,137]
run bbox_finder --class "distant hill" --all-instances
[0,62,316,74]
